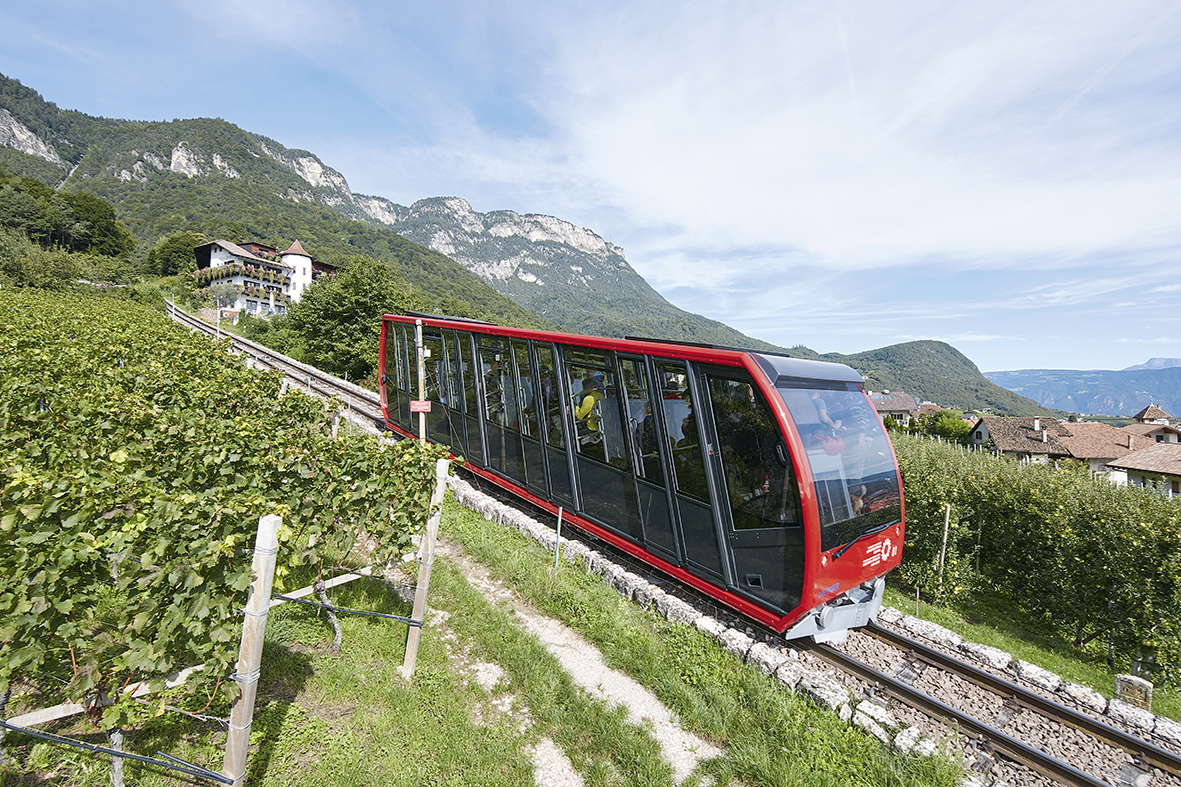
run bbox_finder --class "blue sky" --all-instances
[3,1,1180,372]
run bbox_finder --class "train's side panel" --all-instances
[379,315,904,634]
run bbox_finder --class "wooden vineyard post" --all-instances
[401,458,451,680]
[223,514,281,787]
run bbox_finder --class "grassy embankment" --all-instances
[3,495,960,787]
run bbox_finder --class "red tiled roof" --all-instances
[1122,423,1181,437]
[869,392,918,413]
[977,416,1072,456]
[282,240,311,257]
[1106,443,1181,476]
[1057,422,1155,460]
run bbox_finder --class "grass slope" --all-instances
[829,340,1052,415]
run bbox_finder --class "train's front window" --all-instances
[776,384,902,553]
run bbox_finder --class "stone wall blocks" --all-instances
[877,606,903,626]
[718,628,754,661]
[797,671,849,712]
[746,642,790,678]
[1058,681,1108,715]
[958,641,1013,672]
[1015,660,1062,693]
[694,616,727,640]
[899,616,963,649]
[1153,717,1181,746]
[1107,698,1155,731]
[774,659,806,689]
[852,709,891,744]
[855,699,898,731]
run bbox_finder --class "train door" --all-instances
[535,342,574,506]
[511,340,546,495]
[454,330,482,465]
[618,355,679,562]
[656,360,725,581]
[421,330,459,451]
[478,337,525,483]
[562,348,642,541]
[701,367,805,613]
[384,321,410,429]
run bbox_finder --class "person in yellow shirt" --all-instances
[574,376,604,435]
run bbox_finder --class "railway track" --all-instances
[860,622,1181,779]
[165,302,386,428]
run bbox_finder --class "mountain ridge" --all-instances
[985,366,1181,417]
[0,72,1048,416]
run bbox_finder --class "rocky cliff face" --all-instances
[353,195,665,325]
[0,108,62,164]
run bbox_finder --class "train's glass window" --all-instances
[657,361,710,502]
[565,348,610,368]
[481,347,513,429]
[563,357,625,468]
[422,333,445,402]
[620,358,663,486]
[512,341,538,439]
[422,333,453,448]
[444,331,462,410]
[535,344,565,450]
[707,375,801,530]
[776,386,902,552]
[460,334,480,412]
[385,322,403,391]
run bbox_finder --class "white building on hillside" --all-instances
[193,239,336,316]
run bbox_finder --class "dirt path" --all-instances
[433,538,723,786]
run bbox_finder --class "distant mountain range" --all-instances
[1122,357,1181,372]
[0,72,1049,416]
[985,364,1181,417]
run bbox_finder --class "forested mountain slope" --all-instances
[0,74,538,326]
[828,341,1051,417]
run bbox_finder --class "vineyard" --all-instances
[893,434,1181,685]
[0,288,447,737]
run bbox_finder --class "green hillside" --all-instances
[828,340,1052,416]
[0,77,540,328]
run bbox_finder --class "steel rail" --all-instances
[864,621,1181,778]
[804,641,1114,787]
[164,303,385,423]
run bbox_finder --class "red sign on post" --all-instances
[410,400,432,413]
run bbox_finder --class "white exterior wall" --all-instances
[205,247,293,315]
[283,251,313,302]
[1104,467,1178,497]
[1086,458,1110,474]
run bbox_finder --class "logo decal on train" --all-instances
[861,537,896,569]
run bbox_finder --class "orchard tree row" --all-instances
[0,289,448,728]
[893,434,1181,683]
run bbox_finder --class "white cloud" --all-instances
[529,1,1181,267]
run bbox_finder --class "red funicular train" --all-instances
[379,315,904,643]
